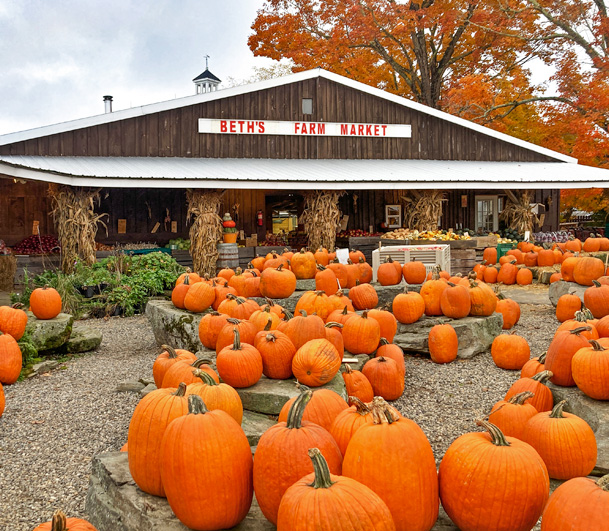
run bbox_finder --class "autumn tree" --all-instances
[561,188,609,222]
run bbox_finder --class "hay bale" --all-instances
[0,255,16,291]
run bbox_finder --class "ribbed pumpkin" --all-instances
[428,324,458,364]
[161,357,219,388]
[315,265,338,295]
[439,420,549,531]
[523,251,538,267]
[348,281,378,310]
[254,329,295,379]
[507,248,524,263]
[521,400,597,480]
[160,395,253,530]
[583,237,602,253]
[314,248,330,266]
[292,338,342,387]
[185,369,243,424]
[392,291,425,324]
[349,249,366,263]
[566,238,583,252]
[505,370,554,412]
[483,266,498,284]
[376,338,406,377]
[420,273,448,316]
[560,256,578,282]
[367,307,397,343]
[0,332,22,384]
[216,328,263,388]
[358,257,373,283]
[549,272,563,283]
[537,249,555,267]
[402,260,427,285]
[260,264,297,299]
[584,280,609,318]
[278,387,349,431]
[217,267,235,282]
[152,344,197,388]
[263,253,289,270]
[211,280,237,310]
[473,262,487,280]
[183,281,215,313]
[573,256,605,286]
[343,398,439,531]
[495,293,521,329]
[30,286,62,319]
[215,318,258,353]
[32,510,98,531]
[0,305,28,341]
[341,365,374,404]
[497,261,518,285]
[545,326,592,386]
[327,261,349,289]
[277,448,396,531]
[362,357,404,400]
[291,248,317,279]
[176,271,202,286]
[439,282,471,319]
[516,267,533,285]
[482,247,497,265]
[329,397,374,455]
[283,311,326,350]
[295,290,333,320]
[488,391,539,439]
[243,272,263,298]
[378,257,402,286]
[127,383,189,497]
[540,474,609,530]
[171,276,191,309]
[325,322,344,356]
[572,339,609,399]
[491,333,530,370]
[260,297,286,319]
[198,311,230,350]
[467,280,497,316]
[345,259,362,288]
[556,293,582,322]
[555,312,598,339]
[521,352,547,378]
[327,290,355,313]
[249,308,280,331]
[342,311,381,355]
[326,306,356,326]
[217,294,260,319]
[253,390,343,525]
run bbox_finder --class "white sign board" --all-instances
[199,119,412,138]
[335,248,350,264]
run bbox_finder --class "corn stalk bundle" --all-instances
[499,191,539,235]
[187,189,223,276]
[0,255,17,291]
[299,191,344,251]
[48,184,108,274]
[401,191,447,231]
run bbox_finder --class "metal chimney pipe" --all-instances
[103,95,113,113]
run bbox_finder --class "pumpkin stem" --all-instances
[343,364,353,374]
[276,264,284,271]
[569,326,591,335]
[300,310,308,317]
[349,396,372,415]
[161,344,178,359]
[549,400,567,419]
[379,337,390,346]
[475,419,511,447]
[507,391,534,405]
[227,318,241,325]
[49,510,68,531]
[173,382,188,396]
[538,351,547,364]
[588,339,607,351]
[193,369,218,387]
[531,370,553,384]
[593,279,601,287]
[232,328,242,351]
[192,358,213,368]
[325,321,343,329]
[263,319,273,331]
[286,389,313,429]
[307,448,335,489]
[187,394,209,415]
[597,475,609,491]
[371,397,400,424]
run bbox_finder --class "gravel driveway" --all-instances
[0,304,557,530]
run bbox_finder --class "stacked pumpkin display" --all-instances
[0,304,28,418]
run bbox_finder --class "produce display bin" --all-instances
[371,244,451,282]
[497,243,517,259]
[126,247,172,255]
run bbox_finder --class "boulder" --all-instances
[295,279,316,292]
[139,383,157,398]
[85,452,274,531]
[65,327,103,353]
[237,373,347,416]
[549,280,586,307]
[116,381,146,393]
[548,383,609,475]
[145,300,205,351]
[25,311,74,351]
[395,313,503,359]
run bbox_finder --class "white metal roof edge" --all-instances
[0,68,576,164]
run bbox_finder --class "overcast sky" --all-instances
[0,0,273,135]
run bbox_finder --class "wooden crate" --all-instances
[450,249,477,275]
[474,235,499,248]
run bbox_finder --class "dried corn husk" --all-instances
[299,191,344,251]
[48,184,108,274]
[499,191,539,234]
[401,191,447,232]
[0,254,17,291]
[187,189,223,276]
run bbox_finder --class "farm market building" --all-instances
[1,68,609,247]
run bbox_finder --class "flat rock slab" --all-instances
[85,452,274,531]
[146,299,204,351]
[242,410,276,446]
[25,311,74,351]
[548,383,609,475]
[65,327,103,353]
[500,287,551,306]
[237,373,347,415]
[549,280,587,307]
[395,314,503,359]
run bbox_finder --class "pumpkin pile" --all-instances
[0,304,27,418]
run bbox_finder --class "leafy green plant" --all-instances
[10,267,34,306]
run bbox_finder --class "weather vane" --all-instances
[204,54,210,69]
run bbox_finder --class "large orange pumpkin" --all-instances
[291,249,317,279]
[402,260,427,285]
[545,326,592,387]
[367,308,397,343]
[292,338,342,387]
[278,387,349,432]
[216,328,263,388]
[504,370,554,412]
[160,395,253,530]
[32,510,98,531]
[488,391,538,440]
[185,369,244,424]
[30,286,62,320]
[439,282,470,319]
[495,293,521,329]
[573,256,605,286]
[348,281,378,310]
[428,324,458,364]
[439,420,549,531]
[0,332,22,384]
[283,311,326,350]
[198,311,230,350]
[277,448,396,531]
[392,291,425,324]
[584,280,609,318]
[183,281,215,313]
[152,344,197,388]
[295,290,333,320]
[556,293,582,322]
[254,329,295,379]
[260,264,297,299]
[420,273,448,316]
[315,265,339,296]
[342,311,381,355]
[378,257,402,286]
[362,357,404,400]
[572,339,609,399]
[0,305,28,340]
[491,333,530,370]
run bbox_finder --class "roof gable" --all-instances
[0,68,575,163]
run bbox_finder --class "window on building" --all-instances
[475,195,499,232]
[302,98,313,114]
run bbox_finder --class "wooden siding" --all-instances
[1,78,556,163]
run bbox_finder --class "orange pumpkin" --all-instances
[362,357,404,400]
[216,328,263,388]
[428,324,458,364]
[283,311,326,350]
[342,311,381,355]
[482,247,497,265]
[32,510,98,531]
[329,397,374,454]
[254,328,295,379]
[295,290,333,321]
[341,365,374,404]
[439,282,471,319]
[260,265,297,299]
[402,260,427,285]
[483,266,498,284]
[367,308,397,343]
[504,370,555,412]
[198,311,230,350]
[392,290,425,324]
[495,293,521,329]
[0,305,28,340]
[420,272,448,316]
[152,344,197,388]
[315,265,339,296]
[376,339,406,377]
[516,268,533,285]
[491,333,530,370]
[183,281,215,313]
[572,339,609,400]
[488,391,538,440]
[278,387,349,432]
[29,286,62,319]
[583,237,601,253]
[291,249,317,279]
[573,256,605,286]
[185,369,244,424]
[584,280,609,318]
[377,257,402,286]
[0,332,22,384]
[292,338,342,387]
[521,352,547,378]
[348,281,378,310]
[556,293,582,322]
